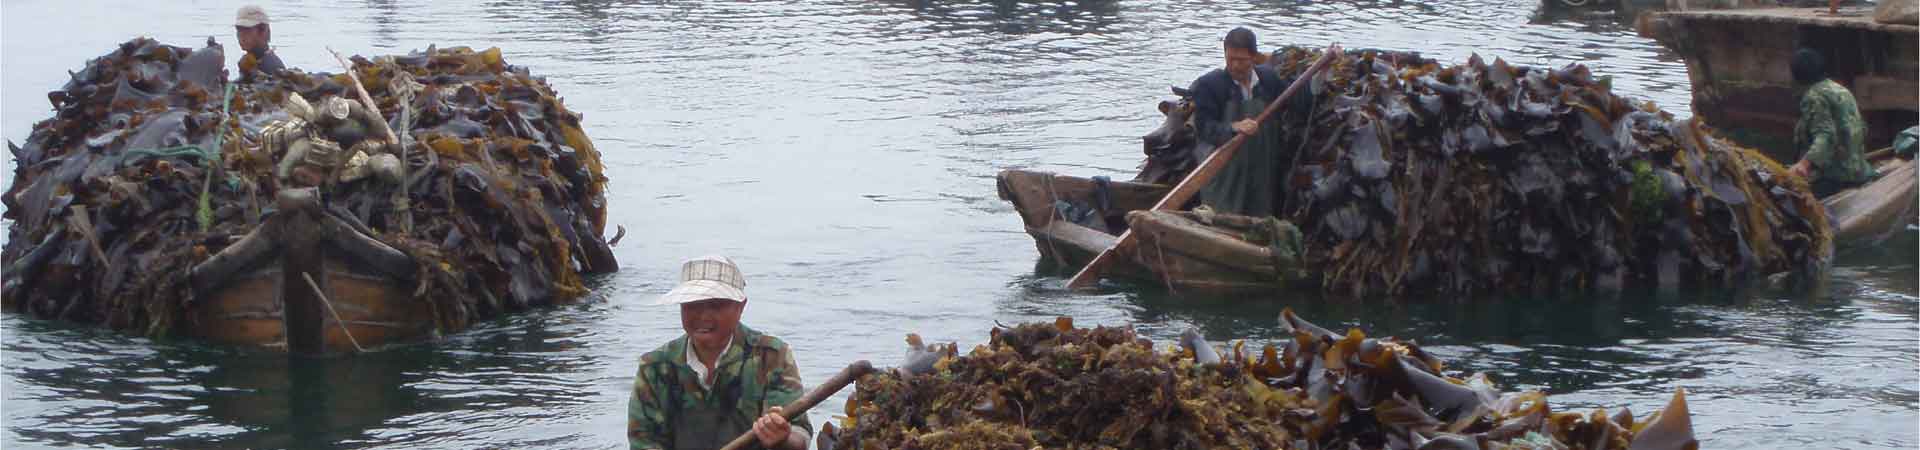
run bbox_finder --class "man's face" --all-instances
[680,298,744,351]
[1225,46,1258,84]
[235,25,270,53]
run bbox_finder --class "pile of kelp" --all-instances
[825,313,1697,450]
[2,37,614,336]
[1249,46,1829,297]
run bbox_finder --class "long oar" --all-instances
[1065,43,1342,289]
[717,360,876,450]
[1865,146,1897,162]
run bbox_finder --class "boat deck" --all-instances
[1655,6,1918,32]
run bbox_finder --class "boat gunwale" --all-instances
[1654,7,1920,33]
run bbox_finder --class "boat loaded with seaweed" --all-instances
[2,38,619,355]
[819,313,1698,450]
[999,46,1892,297]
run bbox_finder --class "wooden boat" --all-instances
[997,169,1309,293]
[1125,210,1314,292]
[1001,158,1910,291]
[186,188,433,356]
[1640,6,1918,160]
[1823,157,1918,247]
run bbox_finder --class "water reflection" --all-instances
[2,306,613,449]
[882,0,1121,35]
[3,321,419,449]
[364,0,402,49]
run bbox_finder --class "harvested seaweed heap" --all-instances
[2,37,614,337]
[827,314,1696,450]
[1248,47,1828,297]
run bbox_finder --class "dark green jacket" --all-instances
[1796,79,1876,184]
[628,325,810,450]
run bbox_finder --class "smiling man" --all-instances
[629,255,811,450]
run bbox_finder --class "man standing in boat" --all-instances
[1787,48,1877,197]
[234,5,285,75]
[629,255,811,450]
[1187,27,1309,217]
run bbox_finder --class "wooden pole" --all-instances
[1865,146,1896,162]
[717,360,875,450]
[1065,43,1342,290]
[327,48,412,234]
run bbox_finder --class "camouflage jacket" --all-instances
[1795,79,1876,184]
[628,325,810,450]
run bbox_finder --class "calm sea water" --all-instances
[3,1,1914,449]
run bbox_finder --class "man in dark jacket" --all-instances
[234,5,286,75]
[1187,27,1307,217]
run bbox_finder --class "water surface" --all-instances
[3,1,1914,448]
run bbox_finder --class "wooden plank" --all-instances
[1038,221,1119,255]
[1127,211,1277,273]
[1853,74,1919,112]
[1823,158,1918,245]
[1660,8,1920,33]
[997,169,1171,229]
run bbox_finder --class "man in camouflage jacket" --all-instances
[1788,49,1877,197]
[629,255,810,450]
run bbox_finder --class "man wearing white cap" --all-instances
[234,5,285,74]
[628,255,811,450]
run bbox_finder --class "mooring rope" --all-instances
[1041,175,1066,265]
[1151,233,1178,295]
[301,272,370,353]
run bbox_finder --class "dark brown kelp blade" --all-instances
[834,315,1697,450]
[1143,47,1832,298]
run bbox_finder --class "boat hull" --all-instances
[1823,158,1919,247]
[1642,7,1919,160]
[188,188,429,356]
[997,169,1307,293]
[188,258,433,354]
[1126,210,1312,293]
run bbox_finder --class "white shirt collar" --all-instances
[1235,68,1261,100]
[685,334,734,390]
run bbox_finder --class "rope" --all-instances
[197,83,237,231]
[119,145,212,164]
[1151,232,1178,295]
[1041,175,1064,267]
[302,272,370,353]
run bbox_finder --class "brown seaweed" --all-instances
[830,313,1695,450]
[1149,47,1831,298]
[2,38,615,339]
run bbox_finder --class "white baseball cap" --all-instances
[655,255,747,305]
[235,5,270,28]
